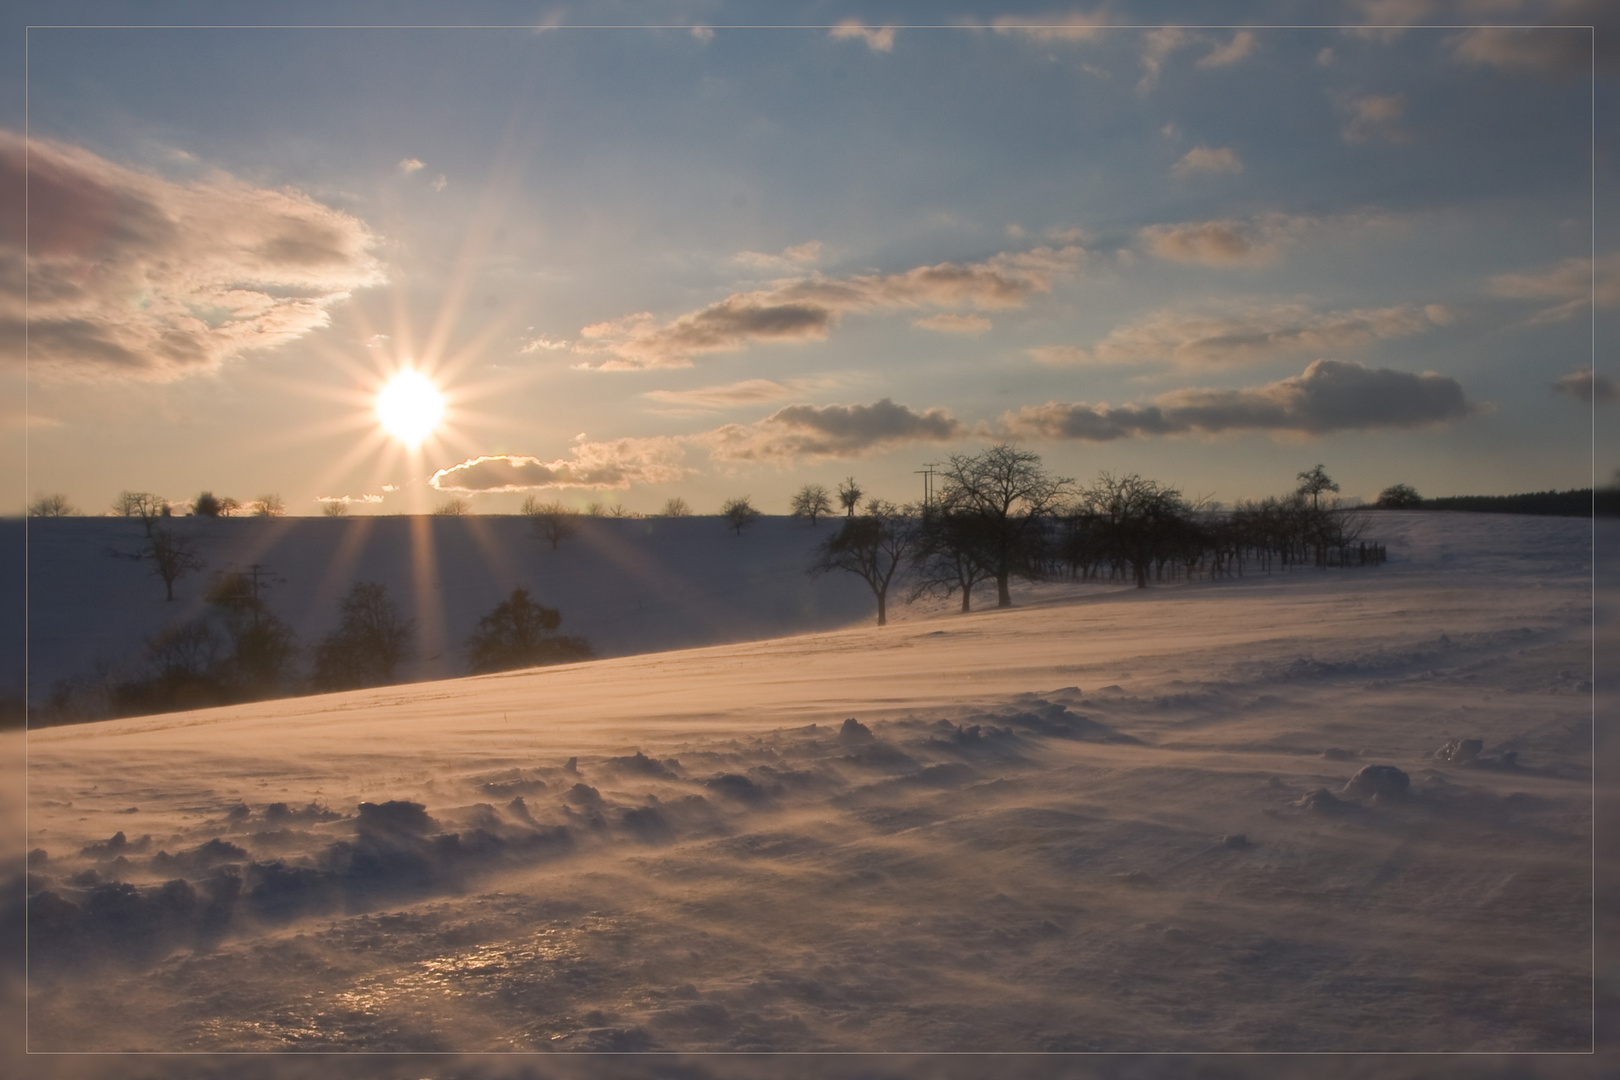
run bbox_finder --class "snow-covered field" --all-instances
[3,512,1606,1070]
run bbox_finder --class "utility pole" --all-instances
[915,463,939,511]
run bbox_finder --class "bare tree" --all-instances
[721,496,761,535]
[112,491,170,537]
[938,444,1073,607]
[525,498,579,550]
[909,509,995,613]
[790,483,833,525]
[837,476,863,517]
[812,500,920,627]
[432,497,471,516]
[660,497,692,517]
[27,493,75,517]
[1296,465,1339,511]
[1076,473,1194,588]
[116,527,205,601]
[321,499,350,517]
[253,493,286,517]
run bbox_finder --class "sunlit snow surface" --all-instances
[6,512,1606,1068]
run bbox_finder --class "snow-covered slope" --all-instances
[21,514,877,705]
[10,512,1596,1056]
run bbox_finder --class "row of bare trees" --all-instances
[813,448,1383,626]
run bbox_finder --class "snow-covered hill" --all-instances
[20,514,880,709]
[9,511,1598,1056]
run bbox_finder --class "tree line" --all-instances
[40,574,590,726]
[811,447,1385,627]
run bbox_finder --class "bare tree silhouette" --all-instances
[523,497,579,550]
[811,500,921,627]
[837,477,863,517]
[938,445,1073,608]
[721,496,761,535]
[791,483,834,525]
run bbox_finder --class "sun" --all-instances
[375,369,445,447]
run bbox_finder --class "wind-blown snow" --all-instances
[4,511,1604,1065]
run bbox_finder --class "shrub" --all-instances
[466,588,592,674]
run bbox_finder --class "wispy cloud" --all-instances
[1450,27,1591,78]
[830,21,897,52]
[1138,27,1192,91]
[1171,145,1242,177]
[429,438,690,492]
[1139,211,1392,267]
[913,313,992,334]
[735,241,823,272]
[396,157,425,173]
[1030,301,1447,369]
[693,398,964,463]
[1489,254,1618,323]
[519,336,571,353]
[574,245,1082,369]
[1552,369,1615,404]
[3,131,384,381]
[986,10,1112,42]
[1340,93,1411,144]
[643,378,830,411]
[1004,360,1475,440]
[1197,31,1257,69]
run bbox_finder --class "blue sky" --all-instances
[3,2,1613,516]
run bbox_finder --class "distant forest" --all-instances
[1378,489,1610,518]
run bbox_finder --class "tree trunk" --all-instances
[876,590,887,627]
[960,589,971,613]
[995,572,1011,608]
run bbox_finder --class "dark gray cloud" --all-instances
[2,131,384,381]
[1004,359,1474,440]
[695,398,964,462]
[574,246,1081,369]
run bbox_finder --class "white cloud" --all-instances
[519,336,571,353]
[830,21,896,52]
[1171,145,1242,177]
[429,438,690,492]
[690,26,715,43]
[1031,302,1447,369]
[1005,360,1475,440]
[397,158,425,174]
[430,174,448,193]
[3,131,384,381]
[574,245,1082,369]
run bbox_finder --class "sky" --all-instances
[2,1,1615,518]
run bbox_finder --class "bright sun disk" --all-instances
[376,370,445,446]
